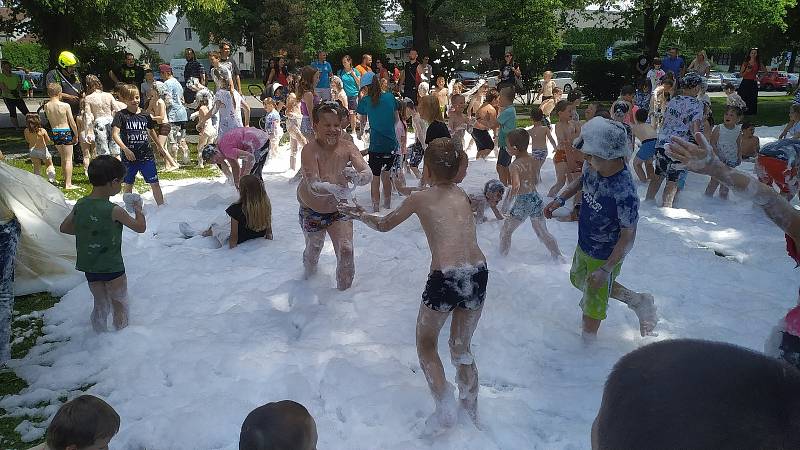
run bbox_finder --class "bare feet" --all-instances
[64,184,79,190]
[628,293,657,337]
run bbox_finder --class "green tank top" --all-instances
[0,73,21,99]
[74,197,124,273]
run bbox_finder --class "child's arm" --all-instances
[779,121,793,139]
[42,129,53,145]
[544,175,583,218]
[710,126,720,156]
[489,202,504,220]
[112,126,137,161]
[546,126,557,149]
[59,209,76,235]
[147,128,167,156]
[229,218,239,249]
[588,227,636,289]
[241,99,251,127]
[341,195,416,232]
[111,204,146,233]
[502,165,520,212]
[736,133,743,163]
[66,106,78,135]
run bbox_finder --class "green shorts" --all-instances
[569,247,623,320]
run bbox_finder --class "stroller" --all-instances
[248,82,288,133]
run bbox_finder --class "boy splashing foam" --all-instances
[340,138,487,433]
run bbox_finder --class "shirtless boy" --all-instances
[500,129,562,260]
[341,138,487,431]
[43,82,79,189]
[739,122,760,159]
[448,94,469,151]
[297,103,373,290]
[83,75,121,158]
[549,100,582,221]
[527,107,557,169]
[473,89,499,160]
[631,108,657,182]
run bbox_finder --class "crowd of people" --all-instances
[2,40,800,449]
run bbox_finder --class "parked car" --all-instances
[758,71,791,91]
[12,70,43,92]
[721,72,742,89]
[539,70,578,95]
[787,73,799,90]
[484,69,499,88]
[452,70,481,89]
[705,72,724,91]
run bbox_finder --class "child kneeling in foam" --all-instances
[179,174,273,249]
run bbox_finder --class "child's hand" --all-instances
[123,148,136,161]
[338,203,364,218]
[588,268,610,290]
[665,132,718,175]
[543,200,562,219]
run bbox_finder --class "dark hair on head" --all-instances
[662,78,674,87]
[239,400,316,450]
[567,89,582,103]
[620,85,635,96]
[312,101,340,124]
[500,86,514,101]
[125,52,135,58]
[424,138,462,181]
[552,86,562,95]
[640,78,652,91]
[530,107,544,121]
[484,88,499,104]
[507,128,529,152]
[368,75,382,105]
[87,155,125,186]
[725,104,743,117]
[554,99,571,115]
[724,82,735,91]
[46,395,120,450]
[483,179,505,197]
[595,108,611,119]
[741,120,754,130]
[25,112,41,132]
[635,108,649,123]
[652,57,662,65]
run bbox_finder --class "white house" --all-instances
[117,15,254,73]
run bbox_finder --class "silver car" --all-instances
[705,72,724,91]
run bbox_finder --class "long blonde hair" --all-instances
[238,175,271,233]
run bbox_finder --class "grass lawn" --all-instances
[0,292,62,449]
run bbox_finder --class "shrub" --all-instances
[573,56,640,101]
[1,42,48,72]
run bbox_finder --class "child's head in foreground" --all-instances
[88,156,126,192]
[423,137,463,183]
[790,103,800,121]
[118,84,140,107]
[620,85,635,101]
[723,105,743,125]
[46,395,120,450]
[483,179,505,205]
[239,400,317,450]
[741,120,755,136]
[530,106,545,122]
[506,128,529,156]
[554,99,571,120]
[450,93,465,112]
[499,86,514,105]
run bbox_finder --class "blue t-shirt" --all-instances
[338,68,360,97]
[356,92,399,153]
[661,56,684,78]
[497,105,517,149]
[311,60,333,89]
[578,164,639,260]
[164,77,188,122]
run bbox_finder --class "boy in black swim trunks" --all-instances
[340,137,487,433]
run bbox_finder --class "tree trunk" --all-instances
[642,3,670,59]
[411,0,431,57]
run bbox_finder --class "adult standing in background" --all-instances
[160,64,190,164]
[400,49,421,103]
[0,61,29,129]
[108,53,145,86]
[738,48,761,116]
[183,48,206,104]
[497,52,521,92]
[311,51,333,101]
[219,41,242,93]
[356,54,373,77]
[635,53,650,78]
[688,50,711,77]
[419,55,433,85]
[661,47,685,83]
[357,77,400,212]
[338,55,361,134]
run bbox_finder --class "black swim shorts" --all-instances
[422,264,488,312]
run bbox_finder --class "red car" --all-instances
[758,71,791,91]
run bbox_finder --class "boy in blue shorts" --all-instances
[631,108,657,182]
[544,117,657,340]
[111,84,166,206]
[60,156,147,332]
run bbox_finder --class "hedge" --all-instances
[573,56,640,101]
[1,42,48,72]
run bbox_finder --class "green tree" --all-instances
[302,0,359,60]
[0,41,49,71]
[0,0,224,66]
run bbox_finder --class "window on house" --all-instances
[184,28,192,41]
[239,52,244,64]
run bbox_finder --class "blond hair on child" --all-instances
[420,95,443,122]
[47,82,62,97]
[238,174,272,233]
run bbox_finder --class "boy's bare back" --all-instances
[528,124,552,150]
[404,185,485,270]
[630,122,656,142]
[510,155,538,195]
[44,100,72,130]
[555,120,578,150]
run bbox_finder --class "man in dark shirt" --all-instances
[399,49,420,103]
[108,53,145,86]
[182,47,206,104]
